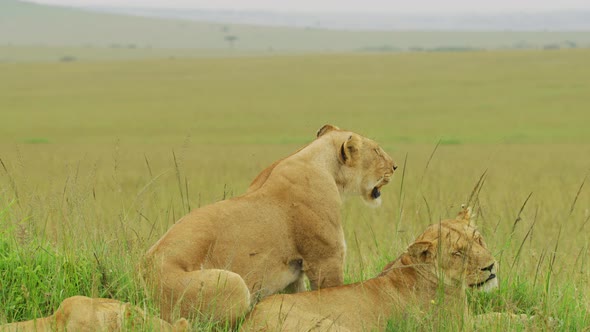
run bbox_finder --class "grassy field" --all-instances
[0,49,589,330]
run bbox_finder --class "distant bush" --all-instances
[563,40,577,48]
[224,35,239,49]
[428,46,480,52]
[59,56,76,62]
[361,45,403,52]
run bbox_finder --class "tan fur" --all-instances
[141,125,397,324]
[0,296,188,332]
[241,206,498,331]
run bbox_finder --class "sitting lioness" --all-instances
[142,125,397,324]
[241,206,499,331]
[0,296,188,332]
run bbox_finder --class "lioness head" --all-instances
[316,124,397,207]
[407,206,498,292]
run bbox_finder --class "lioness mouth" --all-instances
[471,273,496,288]
[371,187,381,199]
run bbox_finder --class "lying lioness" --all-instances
[142,125,397,323]
[0,296,188,332]
[241,206,499,331]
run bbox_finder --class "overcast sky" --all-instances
[29,0,590,13]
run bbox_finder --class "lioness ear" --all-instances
[316,124,340,138]
[407,241,433,262]
[338,135,360,165]
[456,204,476,226]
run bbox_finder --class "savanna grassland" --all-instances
[0,49,589,330]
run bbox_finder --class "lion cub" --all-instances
[141,125,397,324]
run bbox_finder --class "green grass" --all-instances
[0,49,589,330]
[0,201,144,322]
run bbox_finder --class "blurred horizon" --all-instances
[2,0,590,63]
[24,0,590,13]
[8,0,588,31]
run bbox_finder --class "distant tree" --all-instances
[224,35,238,49]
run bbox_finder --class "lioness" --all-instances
[241,206,499,331]
[0,296,188,332]
[142,125,397,324]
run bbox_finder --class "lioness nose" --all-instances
[481,263,494,272]
[393,164,398,171]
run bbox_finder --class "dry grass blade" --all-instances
[579,215,590,233]
[466,169,487,207]
[0,158,20,205]
[144,154,153,179]
[418,140,440,189]
[509,206,538,275]
[544,224,563,311]
[422,194,432,225]
[172,150,186,213]
[353,231,364,278]
[569,175,586,214]
[533,249,547,288]
[511,191,533,233]
[185,177,191,212]
[396,153,408,232]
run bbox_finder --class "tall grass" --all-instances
[1,142,589,330]
[0,200,148,322]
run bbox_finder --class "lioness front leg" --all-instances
[304,257,344,290]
